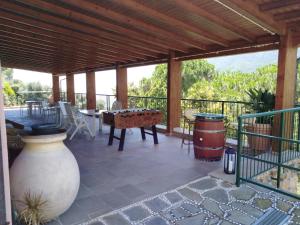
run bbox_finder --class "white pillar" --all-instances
[0,59,12,224]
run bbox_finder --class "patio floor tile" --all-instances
[144,197,170,213]
[123,205,151,222]
[164,192,183,204]
[59,203,89,225]
[116,184,146,200]
[102,213,131,225]
[144,216,170,225]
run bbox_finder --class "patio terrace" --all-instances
[5,109,300,225]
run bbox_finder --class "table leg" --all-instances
[119,129,126,151]
[99,115,102,132]
[140,127,146,140]
[152,125,158,144]
[93,114,96,136]
[108,126,115,145]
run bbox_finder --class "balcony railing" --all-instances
[237,107,300,199]
[6,91,250,139]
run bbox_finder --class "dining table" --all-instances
[79,109,106,136]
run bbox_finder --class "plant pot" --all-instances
[10,132,80,222]
[245,123,271,153]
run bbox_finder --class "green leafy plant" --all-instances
[246,88,275,124]
[16,191,48,225]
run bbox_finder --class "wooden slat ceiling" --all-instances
[0,0,299,74]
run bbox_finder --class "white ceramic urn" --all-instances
[10,132,80,221]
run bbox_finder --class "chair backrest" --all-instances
[58,101,69,116]
[184,109,198,121]
[63,102,77,124]
[41,100,48,108]
[111,100,123,110]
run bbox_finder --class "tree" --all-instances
[2,68,13,83]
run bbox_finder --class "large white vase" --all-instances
[10,132,80,221]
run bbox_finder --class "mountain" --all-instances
[207,49,300,73]
[206,50,278,72]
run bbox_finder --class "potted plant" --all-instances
[245,88,275,153]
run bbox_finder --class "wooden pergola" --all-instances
[0,0,300,223]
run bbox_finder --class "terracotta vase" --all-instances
[10,132,80,222]
[245,123,272,153]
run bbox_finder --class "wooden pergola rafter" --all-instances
[0,0,298,73]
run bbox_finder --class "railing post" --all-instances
[236,116,243,187]
[277,112,285,189]
[297,111,300,152]
[221,101,225,115]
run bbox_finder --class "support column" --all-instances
[66,73,75,105]
[272,29,298,151]
[0,60,12,224]
[52,74,60,103]
[116,65,128,108]
[275,29,298,110]
[86,71,96,110]
[167,51,182,134]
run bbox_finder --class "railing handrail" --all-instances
[239,107,300,119]
[128,95,250,104]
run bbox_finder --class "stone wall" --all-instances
[255,158,300,194]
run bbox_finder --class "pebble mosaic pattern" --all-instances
[80,176,300,225]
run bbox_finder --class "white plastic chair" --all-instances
[59,101,94,140]
[111,100,123,110]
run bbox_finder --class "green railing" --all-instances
[237,107,300,199]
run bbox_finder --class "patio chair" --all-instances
[111,100,123,110]
[41,100,57,122]
[181,108,198,152]
[59,101,94,140]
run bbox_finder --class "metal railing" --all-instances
[237,107,300,199]
[128,96,250,138]
[10,91,250,139]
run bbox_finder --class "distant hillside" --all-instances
[207,50,278,73]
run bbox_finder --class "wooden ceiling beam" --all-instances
[175,34,280,59]
[0,4,167,56]
[0,40,119,65]
[259,0,300,12]
[1,53,112,74]
[0,46,96,67]
[12,0,189,53]
[175,43,279,61]
[0,14,156,59]
[58,0,207,50]
[274,10,300,22]
[172,0,255,42]
[0,28,141,63]
[216,0,286,35]
[115,0,229,46]
[1,62,52,73]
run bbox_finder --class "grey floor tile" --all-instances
[59,203,89,225]
[144,197,170,213]
[144,216,170,225]
[103,213,131,225]
[99,190,130,209]
[116,184,146,200]
[123,205,151,222]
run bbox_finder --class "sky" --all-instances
[13,65,156,95]
[12,49,300,95]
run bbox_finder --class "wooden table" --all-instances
[102,108,163,151]
[79,109,106,135]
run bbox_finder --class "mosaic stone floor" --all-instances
[82,176,300,225]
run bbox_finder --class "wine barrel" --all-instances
[193,113,226,161]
